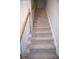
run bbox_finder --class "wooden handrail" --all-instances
[20,9,30,40]
[20,8,35,40]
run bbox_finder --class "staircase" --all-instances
[30,8,58,59]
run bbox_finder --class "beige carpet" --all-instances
[29,8,59,59]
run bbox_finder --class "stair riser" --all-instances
[30,53,58,59]
[33,23,49,26]
[33,24,49,26]
[34,16,48,18]
[31,40,53,44]
[31,38,53,40]
[31,44,56,49]
[35,13,47,15]
[33,25,49,27]
[32,33,52,37]
[34,20,48,23]
[30,49,56,53]
[35,16,47,18]
[32,30,51,33]
[34,19,48,21]
[33,22,50,25]
[32,29,51,33]
[33,22,49,25]
[33,27,50,29]
[33,23,49,25]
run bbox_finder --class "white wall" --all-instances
[20,0,31,32]
[20,0,31,56]
[46,0,59,56]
